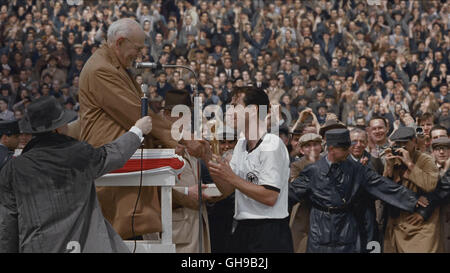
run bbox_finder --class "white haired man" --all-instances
[71,18,208,240]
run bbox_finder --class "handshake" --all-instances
[132,116,212,161]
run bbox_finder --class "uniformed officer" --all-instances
[0,120,20,169]
[289,128,429,253]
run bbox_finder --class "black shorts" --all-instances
[229,217,293,253]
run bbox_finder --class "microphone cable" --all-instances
[131,146,144,253]
[131,91,148,253]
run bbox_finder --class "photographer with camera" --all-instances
[383,127,442,252]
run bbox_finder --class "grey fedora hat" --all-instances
[19,96,77,134]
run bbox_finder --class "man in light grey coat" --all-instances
[0,96,152,253]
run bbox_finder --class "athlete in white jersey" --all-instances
[207,86,293,253]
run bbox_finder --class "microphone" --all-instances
[135,62,163,70]
[140,84,148,117]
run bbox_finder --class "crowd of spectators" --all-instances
[0,0,449,142]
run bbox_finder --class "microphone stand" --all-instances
[136,62,203,253]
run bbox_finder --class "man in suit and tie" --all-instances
[179,15,198,46]
[254,71,268,90]
[217,56,234,80]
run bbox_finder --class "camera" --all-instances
[416,126,424,138]
[391,145,404,156]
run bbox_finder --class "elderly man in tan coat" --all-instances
[71,18,207,240]
[383,127,442,253]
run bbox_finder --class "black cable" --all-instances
[131,146,144,253]
[132,92,147,253]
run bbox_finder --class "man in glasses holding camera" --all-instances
[383,127,442,252]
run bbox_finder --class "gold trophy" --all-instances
[209,120,221,162]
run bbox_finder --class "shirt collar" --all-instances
[325,155,332,166]
[350,154,359,162]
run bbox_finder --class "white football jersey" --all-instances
[229,133,290,220]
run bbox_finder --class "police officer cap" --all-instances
[0,120,20,136]
[431,137,450,148]
[299,133,322,147]
[390,127,416,142]
[325,128,351,148]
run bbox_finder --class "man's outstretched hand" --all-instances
[178,139,212,162]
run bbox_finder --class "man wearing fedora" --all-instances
[289,128,429,253]
[0,96,153,252]
[0,120,20,169]
[319,118,347,139]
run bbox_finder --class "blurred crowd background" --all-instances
[0,0,448,140]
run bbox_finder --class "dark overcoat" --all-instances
[0,131,141,252]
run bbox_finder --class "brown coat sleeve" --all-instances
[290,161,303,182]
[289,159,312,182]
[406,153,439,193]
[92,68,177,148]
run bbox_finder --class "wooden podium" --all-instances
[95,149,185,253]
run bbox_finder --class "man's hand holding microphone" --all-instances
[134,116,153,135]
